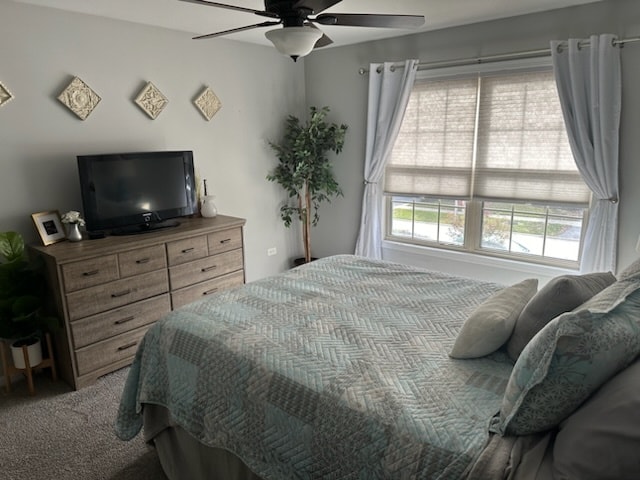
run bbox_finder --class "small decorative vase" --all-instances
[67,222,82,242]
[201,195,218,218]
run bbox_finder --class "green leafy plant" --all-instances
[267,106,348,263]
[0,231,58,340]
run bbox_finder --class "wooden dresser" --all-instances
[29,215,245,390]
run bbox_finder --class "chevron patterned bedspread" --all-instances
[116,255,514,479]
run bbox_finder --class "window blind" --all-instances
[384,69,591,206]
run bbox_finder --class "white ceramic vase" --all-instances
[66,222,82,242]
[201,195,218,218]
[10,337,43,369]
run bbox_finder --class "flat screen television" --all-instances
[77,150,198,236]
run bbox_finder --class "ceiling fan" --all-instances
[178,0,425,61]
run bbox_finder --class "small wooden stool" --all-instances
[0,332,57,395]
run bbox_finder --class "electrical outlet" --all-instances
[267,247,277,256]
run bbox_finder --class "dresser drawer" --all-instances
[75,325,150,376]
[208,227,243,255]
[70,294,171,348]
[118,244,167,278]
[66,270,169,320]
[166,235,208,266]
[61,255,119,293]
[171,270,244,309]
[169,249,243,291]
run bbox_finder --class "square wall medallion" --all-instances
[194,86,222,121]
[57,76,101,120]
[0,82,14,108]
[135,82,168,119]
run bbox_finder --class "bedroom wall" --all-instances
[0,1,306,282]
[304,0,640,285]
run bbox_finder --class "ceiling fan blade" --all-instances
[306,22,333,48]
[193,21,280,40]
[178,0,279,19]
[314,33,334,48]
[292,0,342,15]
[315,13,425,29]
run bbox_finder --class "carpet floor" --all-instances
[0,368,167,480]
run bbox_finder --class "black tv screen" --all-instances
[77,151,197,235]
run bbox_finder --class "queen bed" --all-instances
[115,255,640,479]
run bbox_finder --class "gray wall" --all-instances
[1,1,305,281]
[305,0,640,283]
[2,0,640,284]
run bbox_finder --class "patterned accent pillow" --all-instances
[449,279,538,359]
[491,279,640,436]
[506,272,616,361]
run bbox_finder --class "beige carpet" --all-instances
[0,367,167,480]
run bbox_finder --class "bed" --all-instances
[115,254,640,480]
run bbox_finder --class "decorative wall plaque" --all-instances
[194,86,222,121]
[135,82,168,119]
[0,82,14,108]
[57,76,101,120]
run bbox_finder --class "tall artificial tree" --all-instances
[268,106,347,264]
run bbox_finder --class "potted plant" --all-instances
[267,106,348,265]
[0,231,58,369]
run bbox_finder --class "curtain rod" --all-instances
[358,36,640,75]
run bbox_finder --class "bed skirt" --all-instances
[144,404,264,480]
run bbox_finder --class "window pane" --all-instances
[544,209,584,261]
[480,202,584,261]
[440,204,465,246]
[388,196,466,246]
[390,199,414,238]
[481,205,512,252]
[413,199,440,242]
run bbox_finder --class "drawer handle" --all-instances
[181,247,195,254]
[83,270,100,277]
[117,342,138,351]
[219,239,232,244]
[114,316,135,325]
[111,289,131,298]
[135,258,150,264]
[203,288,219,296]
[201,265,218,273]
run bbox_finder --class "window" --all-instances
[385,65,589,267]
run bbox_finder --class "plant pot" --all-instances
[10,336,42,369]
[292,257,318,268]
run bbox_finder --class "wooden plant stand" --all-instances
[0,332,57,395]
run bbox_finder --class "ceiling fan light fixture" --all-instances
[265,26,322,61]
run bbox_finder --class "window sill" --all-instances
[382,240,578,285]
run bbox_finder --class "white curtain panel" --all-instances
[355,59,418,259]
[551,34,622,274]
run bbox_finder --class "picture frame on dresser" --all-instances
[31,210,66,246]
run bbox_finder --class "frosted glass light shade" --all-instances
[265,27,322,60]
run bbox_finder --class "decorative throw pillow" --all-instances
[449,279,538,359]
[506,272,616,361]
[490,278,640,436]
[552,358,640,480]
[617,257,640,281]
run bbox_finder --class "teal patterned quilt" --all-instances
[116,255,514,479]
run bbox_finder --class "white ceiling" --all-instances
[12,0,603,48]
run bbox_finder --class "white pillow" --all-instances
[450,279,538,359]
